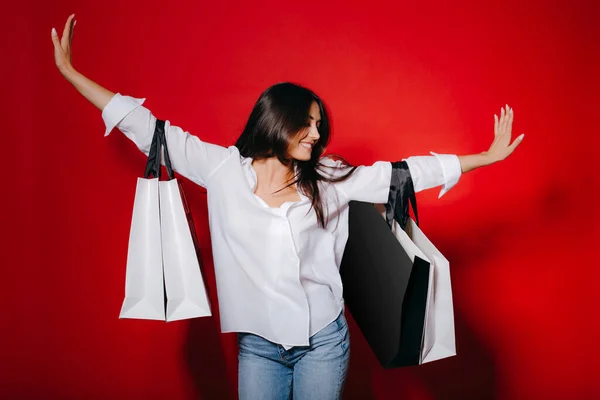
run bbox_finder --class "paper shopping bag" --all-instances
[340,161,431,368]
[382,158,456,363]
[340,160,458,368]
[341,200,430,368]
[155,120,212,322]
[374,159,456,365]
[404,218,456,363]
[160,179,212,321]
[119,124,166,320]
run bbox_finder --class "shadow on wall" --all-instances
[413,308,497,400]
[179,177,235,400]
[343,308,497,400]
[343,222,499,400]
[183,311,236,400]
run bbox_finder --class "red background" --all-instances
[5,0,599,399]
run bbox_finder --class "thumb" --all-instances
[51,27,61,48]
[509,133,525,151]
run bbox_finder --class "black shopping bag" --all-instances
[340,161,430,368]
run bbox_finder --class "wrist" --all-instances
[61,66,78,81]
[480,151,498,165]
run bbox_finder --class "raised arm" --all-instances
[320,104,524,202]
[51,14,232,187]
[52,14,114,110]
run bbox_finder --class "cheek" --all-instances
[288,142,309,157]
[285,141,300,157]
[296,129,309,141]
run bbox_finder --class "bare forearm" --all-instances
[458,152,495,173]
[62,68,115,111]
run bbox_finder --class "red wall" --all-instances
[5,0,599,399]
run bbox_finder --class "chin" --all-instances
[290,149,312,161]
[292,155,311,162]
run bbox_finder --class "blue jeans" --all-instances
[237,311,351,400]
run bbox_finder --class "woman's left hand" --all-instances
[485,104,524,163]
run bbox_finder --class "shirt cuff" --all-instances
[430,152,462,198]
[101,93,146,137]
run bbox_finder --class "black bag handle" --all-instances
[384,161,419,230]
[143,119,175,180]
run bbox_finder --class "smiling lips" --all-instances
[300,142,314,150]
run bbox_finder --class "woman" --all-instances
[52,14,523,400]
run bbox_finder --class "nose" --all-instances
[308,124,320,141]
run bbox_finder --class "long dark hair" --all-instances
[235,82,357,228]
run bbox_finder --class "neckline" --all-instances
[245,158,305,210]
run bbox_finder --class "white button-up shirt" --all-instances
[102,93,462,348]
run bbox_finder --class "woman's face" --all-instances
[287,101,321,161]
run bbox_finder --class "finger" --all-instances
[51,27,65,55]
[497,108,504,136]
[51,27,61,47]
[507,105,514,135]
[52,28,66,68]
[61,14,75,48]
[501,104,511,135]
[509,133,525,151]
[494,114,499,136]
[502,105,510,134]
[69,19,75,44]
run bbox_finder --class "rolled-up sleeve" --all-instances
[101,93,232,187]
[403,152,462,198]
[102,93,146,137]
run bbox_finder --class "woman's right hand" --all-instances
[51,14,76,78]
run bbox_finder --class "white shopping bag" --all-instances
[119,177,166,320]
[160,179,212,322]
[378,202,456,365]
[405,218,456,363]
[119,118,211,322]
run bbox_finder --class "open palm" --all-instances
[487,105,524,162]
[51,14,76,76]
